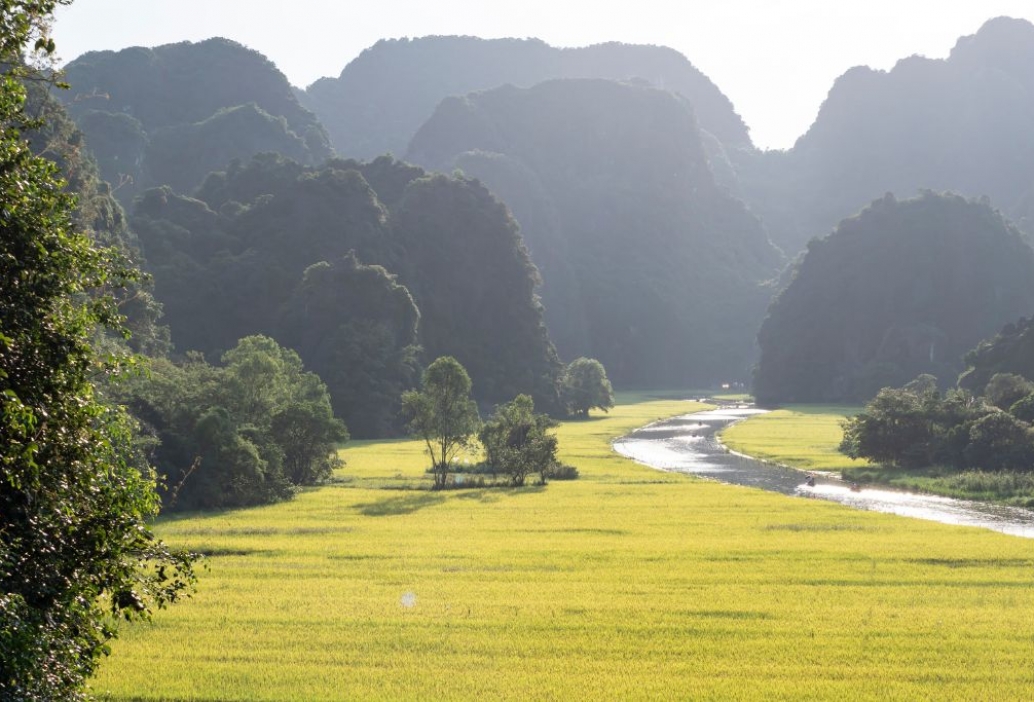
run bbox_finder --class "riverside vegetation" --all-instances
[91,394,1034,701]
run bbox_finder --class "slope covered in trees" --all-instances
[739,16,1034,255]
[299,36,751,160]
[133,155,561,432]
[959,316,1034,395]
[408,78,781,387]
[58,37,333,203]
[754,192,1034,404]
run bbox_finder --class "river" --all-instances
[612,405,1034,538]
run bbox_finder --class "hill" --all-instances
[753,192,1034,404]
[58,38,333,203]
[408,78,781,387]
[740,17,1034,255]
[133,155,562,433]
[299,36,750,160]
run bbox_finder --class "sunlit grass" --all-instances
[720,404,873,473]
[92,394,1034,701]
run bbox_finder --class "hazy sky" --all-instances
[53,0,1034,150]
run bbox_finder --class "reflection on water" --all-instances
[613,406,1034,538]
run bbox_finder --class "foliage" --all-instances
[959,315,1034,395]
[115,337,346,510]
[754,192,1034,405]
[561,357,615,416]
[132,155,562,428]
[0,3,195,697]
[407,78,781,387]
[401,357,480,489]
[278,254,421,438]
[839,374,1034,473]
[91,395,1034,701]
[390,170,562,410]
[59,37,332,203]
[983,372,1034,411]
[479,394,560,486]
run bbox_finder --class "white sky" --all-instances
[52,0,1034,150]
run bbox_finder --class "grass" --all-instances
[91,393,1034,701]
[720,404,873,474]
[723,405,1034,506]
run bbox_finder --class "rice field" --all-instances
[720,404,872,474]
[92,394,1034,701]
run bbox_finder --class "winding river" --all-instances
[612,405,1034,538]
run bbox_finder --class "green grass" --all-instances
[720,404,873,473]
[91,394,1034,701]
[722,405,1034,506]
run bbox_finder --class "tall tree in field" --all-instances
[0,3,195,698]
[480,394,559,486]
[402,356,480,489]
[561,357,615,416]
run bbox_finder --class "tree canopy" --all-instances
[1,3,195,696]
[57,37,332,203]
[402,357,480,490]
[114,337,346,510]
[131,154,562,431]
[408,78,781,388]
[754,192,1034,404]
[561,357,615,416]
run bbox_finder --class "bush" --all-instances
[544,464,580,481]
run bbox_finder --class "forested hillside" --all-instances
[739,16,1034,255]
[408,78,781,386]
[300,36,751,160]
[753,192,1034,404]
[133,155,561,433]
[58,38,333,203]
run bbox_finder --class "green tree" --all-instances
[984,372,1034,411]
[401,357,480,489]
[480,394,559,486]
[561,357,615,416]
[0,3,195,697]
[116,337,346,511]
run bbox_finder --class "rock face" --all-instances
[299,36,751,160]
[408,78,782,387]
[753,192,1034,404]
[59,38,333,203]
[739,17,1034,255]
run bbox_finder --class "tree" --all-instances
[561,357,614,416]
[401,357,480,489]
[115,337,347,511]
[480,394,559,486]
[1,3,195,697]
[984,373,1034,411]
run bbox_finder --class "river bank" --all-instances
[722,404,1034,509]
[614,404,1034,538]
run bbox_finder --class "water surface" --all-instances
[613,406,1034,538]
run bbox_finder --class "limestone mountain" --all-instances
[740,17,1034,255]
[754,192,1034,404]
[299,36,750,160]
[58,37,333,203]
[408,78,781,387]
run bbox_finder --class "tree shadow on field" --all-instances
[453,485,546,503]
[355,492,446,516]
[563,414,608,423]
